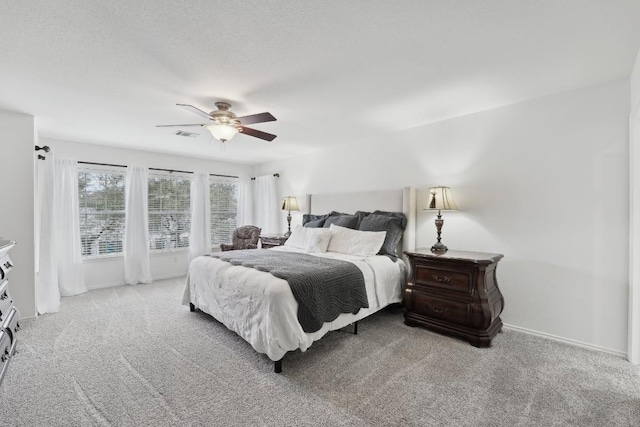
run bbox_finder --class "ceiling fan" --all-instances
[157,102,277,143]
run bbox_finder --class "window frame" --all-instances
[209,176,239,248]
[78,165,127,259]
[147,170,192,254]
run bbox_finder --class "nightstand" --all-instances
[260,235,288,249]
[403,249,504,347]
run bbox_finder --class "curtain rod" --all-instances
[251,173,280,180]
[77,161,238,179]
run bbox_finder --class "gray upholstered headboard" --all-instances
[306,187,416,253]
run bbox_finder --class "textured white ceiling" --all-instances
[1,1,640,164]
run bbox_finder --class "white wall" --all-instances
[257,79,630,355]
[629,49,640,364]
[0,110,36,318]
[41,138,255,289]
[632,51,640,113]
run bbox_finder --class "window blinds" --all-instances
[78,170,126,257]
[148,175,191,251]
[78,166,238,257]
[210,177,238,245]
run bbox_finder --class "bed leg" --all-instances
[189,303,195,312]
[353,321,358,335]
[274,359,282,374]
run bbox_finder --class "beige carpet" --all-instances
[1,277,639,426]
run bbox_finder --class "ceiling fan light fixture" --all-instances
[206,123,240,142]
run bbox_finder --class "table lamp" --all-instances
[282,196,300,238]
[424,186,458,253]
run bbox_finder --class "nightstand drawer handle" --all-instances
[432,274,452,283]
[428,304,449,314]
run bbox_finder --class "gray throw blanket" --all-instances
[211,249,368,333]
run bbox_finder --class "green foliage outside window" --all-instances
[210,180,238,245]
[78,169,238,257]
[148,176,191,251]
[78,171,126,256]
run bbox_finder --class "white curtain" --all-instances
[55,158,87,297]
[236,177,253,226]
[35,153,60,313]
[254,174,279,235]
[189,172,211,261]
[124,166,152,284]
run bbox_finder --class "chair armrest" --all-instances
[220,244,235,252]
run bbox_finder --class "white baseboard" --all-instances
[503,323,627,359]
[86,273,186,291]
[86,281,125,290]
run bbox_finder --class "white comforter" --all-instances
[182,246,405,361]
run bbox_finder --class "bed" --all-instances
[182,187,417,372]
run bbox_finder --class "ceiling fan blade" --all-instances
[236,112,276,125]
[240,126,277,141]
[156,124,205,127]
[177,103,213,120]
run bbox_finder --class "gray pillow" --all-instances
[372,210,408,229]
[359,213,405,258]
[304,218,325,228]
[354,211,371,228]
[302,213,330,227]
[324,214,359,229]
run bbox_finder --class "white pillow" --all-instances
[327,224,386,257]
[284,225,306,249]
[304,229,332,253]
[284,225,332,253]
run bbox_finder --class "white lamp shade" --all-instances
[424,186,458,211]
[281,196,300,211]
[206,124,239,142]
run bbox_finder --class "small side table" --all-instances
[260,235,288,249]
[403,249,505,347]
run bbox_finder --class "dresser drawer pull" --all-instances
[1,348,9,362]
[0,292,7,300]
[428,304,449,314]
[431,274,452,283]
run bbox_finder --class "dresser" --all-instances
[260,235,288,249]
[403,249,504,347]
[0,239,19,386]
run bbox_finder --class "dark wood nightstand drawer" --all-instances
[408,291,470,326]
[414,265,471,293]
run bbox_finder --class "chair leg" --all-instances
[189,303,195,312]
[274,359,282,373]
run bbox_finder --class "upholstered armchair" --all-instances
[220,225,262,251]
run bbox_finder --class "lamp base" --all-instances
[430,242,448,253]
[284,212,293,238]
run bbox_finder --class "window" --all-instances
[78,169,126,257]
[210,177,238,246]
[148,174,191,251]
